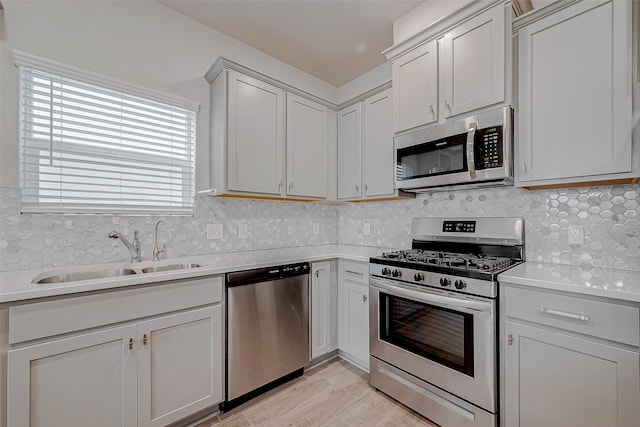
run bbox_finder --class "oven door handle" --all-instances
[371,279,493,314]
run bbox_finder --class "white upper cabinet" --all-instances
[392,40,438,132]
[387,1,509,134]
[441,2,505,118]
[515,0,635,186]
[337,103,362,200]
[227,69,285,195]
[286,93,327,198]
[363,88,395,198]
[207,59,332,200]
[338,87,409,201]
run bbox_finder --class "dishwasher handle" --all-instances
[226,262,310,287]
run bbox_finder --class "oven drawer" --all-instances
[504,286,640,347]
[340,260,369,284]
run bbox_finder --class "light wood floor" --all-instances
[196,358,437,427]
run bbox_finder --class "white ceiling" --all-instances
[158,0,423,87]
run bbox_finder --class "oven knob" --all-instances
[454,280,467,290]
[392,269,402,278]
[439,277,451,287]
[381,267,391,276]
[414,273,425,282]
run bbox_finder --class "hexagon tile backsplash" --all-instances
[337,184,640,272]
[1,183,639,272]
[0,187,338,271]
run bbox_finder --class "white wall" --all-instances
[0,0,338,189]
[337,61,391,106]
[392,0,473,45]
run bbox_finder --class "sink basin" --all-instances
[141,263,202,273]
[33,268,138,284]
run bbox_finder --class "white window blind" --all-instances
[18,64,197,215]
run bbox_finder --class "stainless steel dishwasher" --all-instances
[224,262,310,409]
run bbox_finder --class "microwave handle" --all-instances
[466,122,477,180]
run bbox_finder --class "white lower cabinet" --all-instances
[7,277,224,427]
[502,285,640,427]
[137,307,222,427]
[504,321,639,427]
[338,260,369,369]
[311,261,337,359]
[8,324,138,427]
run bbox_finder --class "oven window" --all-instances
[396,133,467,180]
[380,293,474,377]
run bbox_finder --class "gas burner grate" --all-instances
[381,249,514,273]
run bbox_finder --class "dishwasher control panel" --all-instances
[227,262,310,286]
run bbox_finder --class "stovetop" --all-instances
[370,250,521,282]
[370,217,524,296]
[382,249,513,272]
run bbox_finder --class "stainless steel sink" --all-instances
[33,268,138,284]
[141,263,202,273]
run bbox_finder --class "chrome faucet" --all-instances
[108,229,142,263]
[152,220,166,261]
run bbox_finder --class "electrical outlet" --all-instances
[312,223,319,235]
[568,225,584,245]
[363,223,371,235]
[238,223,248,239]
[207,223,223,240]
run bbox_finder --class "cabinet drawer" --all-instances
[505,286,639,347]
[341,261,369,284]
[9,275,223,345]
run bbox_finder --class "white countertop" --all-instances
[0,244,386,304]
[498,262,640,304]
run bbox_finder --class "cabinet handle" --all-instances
[363,294,367,303]
[507,334,513,346]
[365,184,368,192]
[143,334,148,346]
[315,270,319,278]
[540,307,590,322]
[345,270,364,276]
[279,181,283,191]
[429,105,435,116]
[521,163,526,173]
[444,99,451,110]
[355,185,359,192]
[289,182,293,191]
[128,338,133,350]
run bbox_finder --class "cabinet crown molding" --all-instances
[512,0,583,31]
[205,56,338,110]
[383,0,509,61]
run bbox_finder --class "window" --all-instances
[16,52,198,215]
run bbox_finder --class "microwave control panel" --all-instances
[475,126,503,169]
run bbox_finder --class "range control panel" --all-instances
[475,126,503,169]
[443,220,476,233]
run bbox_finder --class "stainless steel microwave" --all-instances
[395,106,513,192]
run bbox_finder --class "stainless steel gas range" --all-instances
[369,217,524,427]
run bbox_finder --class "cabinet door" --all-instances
[7,324,138,427]
[227,69,285,195]
[441,3,505,118]
[363,88,395,198]
[311,261,332,359]
[517,0,632,183]
[392,39,438,132]
[137,306,223,427]
[339,280,369,369]
[286,93,327,198]
[504,321,640,427]
[337,103,362,200]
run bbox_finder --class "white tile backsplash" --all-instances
[1,183,639,272]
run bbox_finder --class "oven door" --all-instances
[369,277,496,413]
